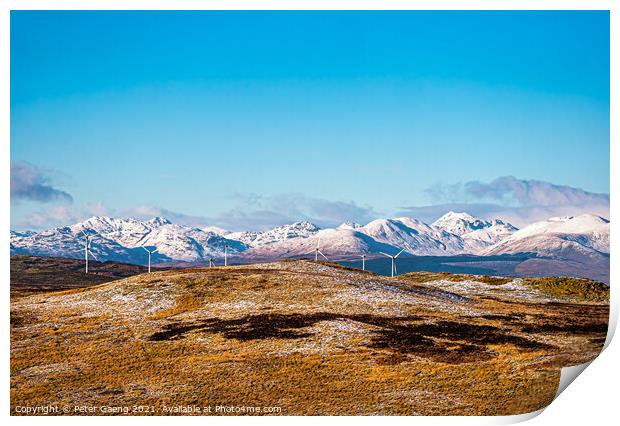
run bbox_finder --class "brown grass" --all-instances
[10,261,608,415]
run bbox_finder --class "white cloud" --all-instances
[218,193,380,231]
[17,201,112,230]
[11,161,73,204]
[405,176,609,227]
[15,194,380,232]
[122,204,214,228]
[463,176,609,207]
[13,178,608,232]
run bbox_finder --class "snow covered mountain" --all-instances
[226,221,320,247]
[11,226,148,264]
[235,213,516,260]
[482,214,610,259]
[432,211,518,251]
[237,228,401,261]
[10,213,608,270]
[201,226,228,236]
[359,217,466,255]
[10,216,246,264]
[337,221,363,231]
[432,212,491,235]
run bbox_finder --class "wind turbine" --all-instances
[209,258,214,268]
[361,254,366,271]
[224,244,228,266]
[142,247,158,273]
[311,239,328,261]
[380,248,405,277]
[79,230,98,274]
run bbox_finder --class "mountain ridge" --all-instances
[10,212,609,270]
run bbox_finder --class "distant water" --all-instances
[337,254,533,277]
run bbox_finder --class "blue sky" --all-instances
[10,11,610,231]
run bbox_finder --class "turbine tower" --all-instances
[142,247,158,273]
[361,254,366,271]
[209,258,214,268]
[79,230,98,274]
[224,244,228,266]
[380,248,405,277]
[312,239,328,261]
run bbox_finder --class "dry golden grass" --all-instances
[11,260,608,415]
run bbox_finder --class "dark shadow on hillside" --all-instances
[149,312,555,364]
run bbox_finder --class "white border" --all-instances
[2,1,616,424]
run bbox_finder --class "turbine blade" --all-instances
[393,263,398,275]
[152,249,158,254]
[379,252,392,258]
[89,251,99,261]
[395,248,406,258]
[142,247,149,253]
[318,250,328,261]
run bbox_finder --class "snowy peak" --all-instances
[434,211,478,224]
[147,216,173,227]
[74,215,172,231]
[280,220,320,235]
[506,214,609,243]
[359,217,465,255]
[483,213,610,257]
[532,214,608,232]
[431,211,518,249]
[10,230,36,238]
[239,227,401,261]
[201,226,228,236]
[433,211,494,235]
[461,222,517,245]
[226,221,320,247]
[71,216,152,234]
[337,221,362,231]
[10,212,607,266]
[11,216,246,264]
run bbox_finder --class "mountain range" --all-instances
[10,212,609,273]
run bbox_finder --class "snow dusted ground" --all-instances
[426,278,554,303]
[11,260,609,415]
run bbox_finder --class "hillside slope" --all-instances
[11,261,608,415]
[10,255,148,297]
